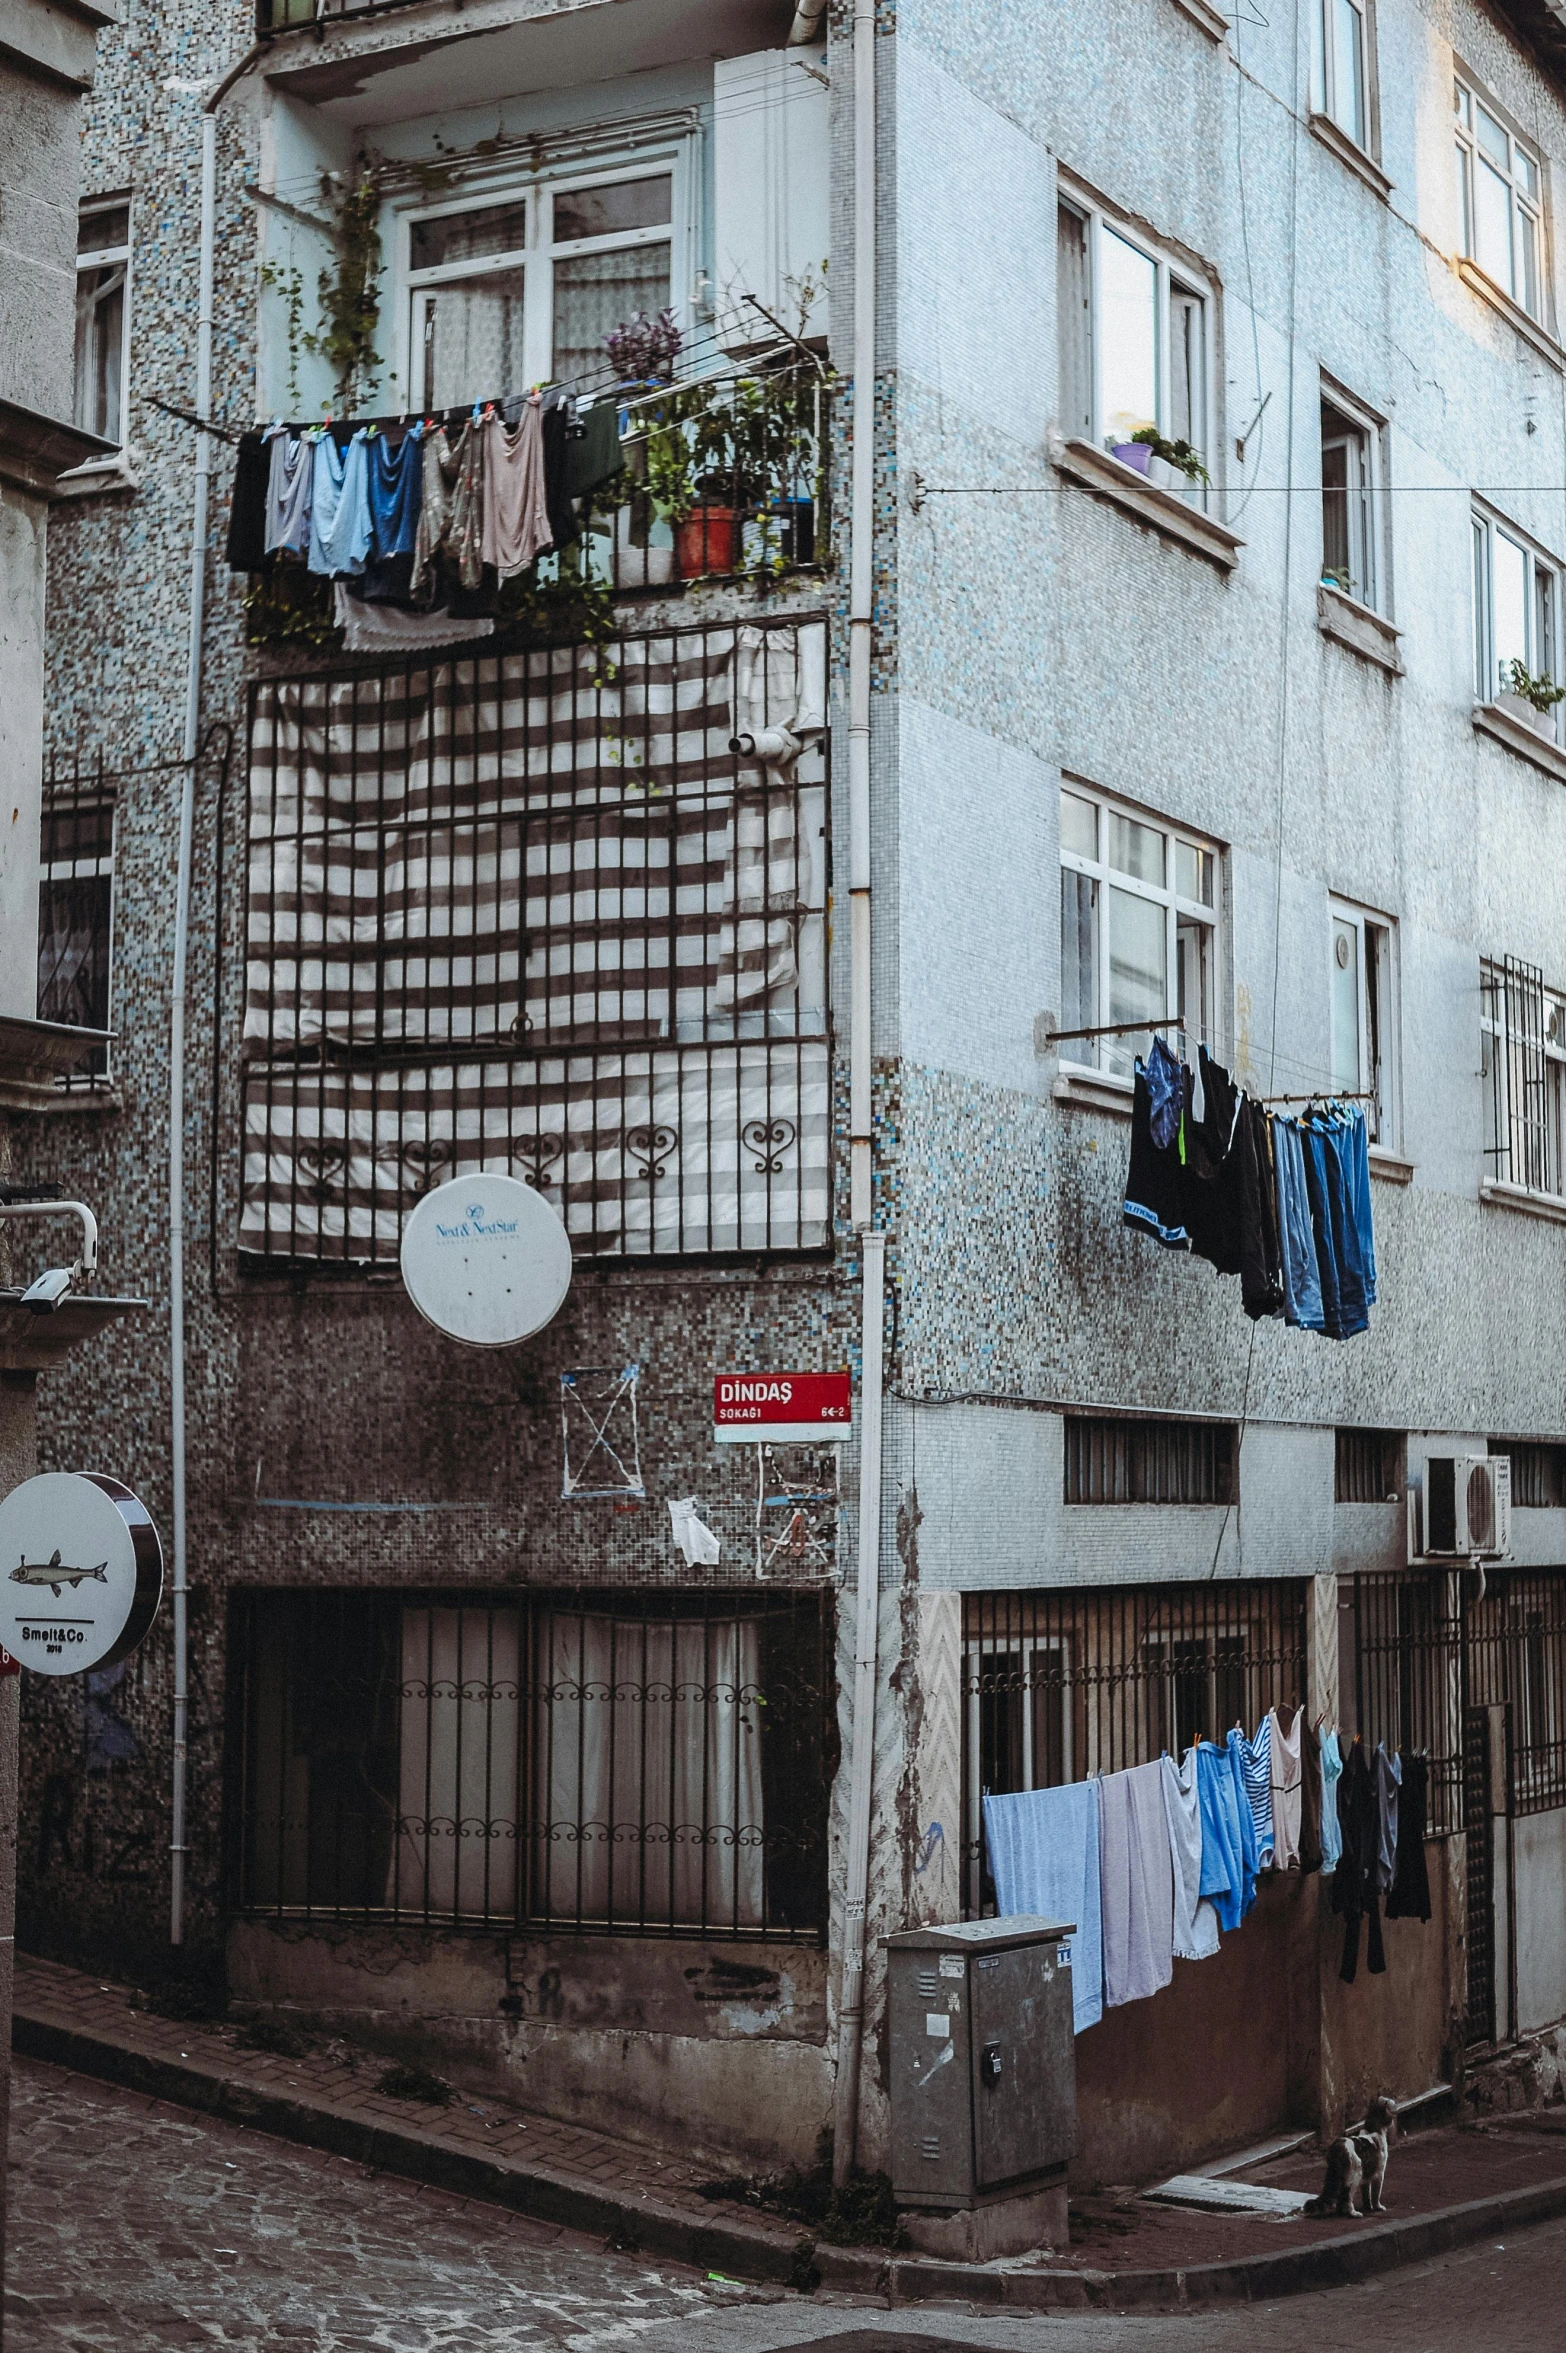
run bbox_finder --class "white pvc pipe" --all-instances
[787,0,828,42]
[831,0,881,2190]
[169,104,217,1947]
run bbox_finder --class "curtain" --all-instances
[530,1611,765,1929]
[391,1607,521,1919]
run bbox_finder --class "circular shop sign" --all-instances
[399,1171,573,1349]
[0,1472,164,1675]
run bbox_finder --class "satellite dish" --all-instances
[399,1172,572,1349]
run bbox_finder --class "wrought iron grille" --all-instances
[1481,954,1563,1197]
[1462,1568,1566,1816]
[1335,1426,1403,1503]
[1063,1415,1237,1504]
[1462,1704,1496,2046]
[962,1582,1308,1917]
[241,617,830,1264]
[36,752,115,1084]
[232,1588,834,1940]
[1344,1571,1463,1836]
[1489,1437,1566,1508]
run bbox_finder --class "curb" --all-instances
[15,2005,1566,2308]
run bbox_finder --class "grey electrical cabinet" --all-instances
[884,1917,1076,2209]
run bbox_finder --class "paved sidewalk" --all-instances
[14,1952,1566,2309]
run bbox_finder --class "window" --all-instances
[1346,1573,1461,1832]
[235,1589,832,1939]
[963,1584,1308,1916]
[1455,76,1545,321]
[1481,955,1565,1198]
[1329,900,1396,1143]
[1336,1427,1403,1504]
[74,196,130,446]
[1059,781,1220,1080]
[1320,391,1385,610]
[1490,1439,1566,1507]
[1056,192,1212,477]
[407,166,675,409]
[1063,1416,1237,1504]
[1315,0,1373,151]
[1472,507,1562,717]
[35,763,115,1084]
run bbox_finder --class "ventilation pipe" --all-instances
[831,0,882,2190]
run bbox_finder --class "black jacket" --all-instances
[1330,1736,1386,1980]
[1385,1753,1432,1922]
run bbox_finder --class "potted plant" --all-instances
[1107,420,1156,474]
[639,366,820,580]
[1496,657,1566,738]
[1131,425,1211,494]
[604,307,682,392]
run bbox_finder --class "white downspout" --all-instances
[169,102,217,1947]
[831,0,881,2188]
[787,0,828,42]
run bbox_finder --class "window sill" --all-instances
[1317,583,1403,674]
[1307,112,1393,202]
[1053,1069,1135,1118]
[1171,0,1228,38]
[1455,258,1564,372]
[0,1078,121,1115]
[1368,1146,1414,1185]
[1472,699,1566,783]
[1052,437,1243,573]
[1480,1179,1566,1227]
[52,455,139,499]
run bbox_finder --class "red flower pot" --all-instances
[675,506,742,578]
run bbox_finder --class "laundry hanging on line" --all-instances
[1122,1037,1377,1337]
[980,1705,1430,2028]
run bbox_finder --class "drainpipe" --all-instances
[169,102,217,1947]
[787,0,828,41]
[831,0,881,2189]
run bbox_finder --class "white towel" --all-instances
[1161,1747,1221,1960]
[1269,1705,1303,1870]
[982,1780,1103,2033]
[1098,1761,1175,2007]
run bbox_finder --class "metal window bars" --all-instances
[1481,954,1564,1197]
[962,1583,1308,1918]
[240,616,831,1265]
[232,1586,834,1941]
[36,751,116,1085]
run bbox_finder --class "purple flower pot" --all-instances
[1111,440,1153,475]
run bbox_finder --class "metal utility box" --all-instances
[884,1917,1076,2209]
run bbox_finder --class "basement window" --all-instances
[1063,1415,1237,1504]
[1335,1427,1403,1503]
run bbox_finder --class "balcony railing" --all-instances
[258,0,426,32]
[240,614,832,1267]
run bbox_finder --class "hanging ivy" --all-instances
[307,156,387,411]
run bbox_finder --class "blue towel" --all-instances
[1195,1739,1245,1933]
[309,428,371,578]
[983,1780,1103,2032]
[1225,1729,1260,1915]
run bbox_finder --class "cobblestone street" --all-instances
[4,2059,749,2351]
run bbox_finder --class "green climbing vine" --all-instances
[308,155,387,411]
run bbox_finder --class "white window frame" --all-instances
[1472,503,1564,727]
[1058,780,1223,1084]
[1455,70,1547,325]
[395,146,692,408]
[1056,181,1216,493]
[1320,382,1388,615]
[36,792,116,1087]
[72,193,132,456]
[1481,958,1566,1201]
[1329,899,1398,1147]
[1314,0,1377,157]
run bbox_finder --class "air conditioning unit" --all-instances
[1409,1453,1511,1560]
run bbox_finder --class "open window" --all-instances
[73,195,131,449]
[1472,506,1563,729]
[1056,188,1212,489]
[1059,780,1221,1082]
[1329,900,1397,1145]
[1320,388,1386,613]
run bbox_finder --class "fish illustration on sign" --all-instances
[11,1551,108,1598]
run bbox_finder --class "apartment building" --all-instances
[18,0,1566,2188]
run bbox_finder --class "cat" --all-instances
[1303,2095,1399,2217]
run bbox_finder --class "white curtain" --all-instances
[531,1612,765,1929]
[391,1607,521,1919]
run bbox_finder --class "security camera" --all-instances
[21,1267,75,1314]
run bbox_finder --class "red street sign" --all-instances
[713,1371,852,1443]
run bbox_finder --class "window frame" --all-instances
[1481,954,1566,1201]
[1472,503,1564,726]
[1328,898,1397,1146]
[1319,382,1388,615]
[1454,69,1548,326]
[396,147,691,408]
[35,777,116,1086]
[1314,0,1378,158]
[1055,181,1217,494]
[1058,778,1223,1084]
[72,192,132,457]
